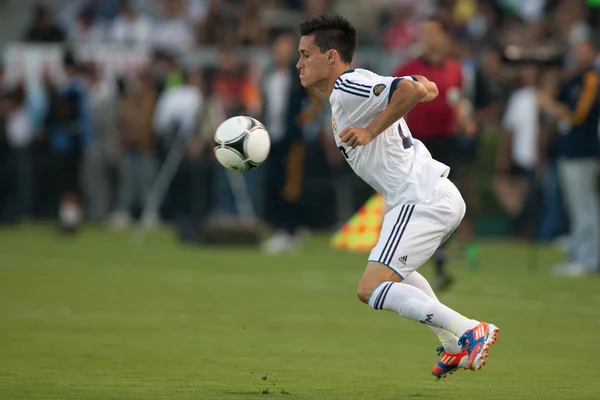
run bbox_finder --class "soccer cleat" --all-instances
[432,346,468,379]
[458,322,499,371]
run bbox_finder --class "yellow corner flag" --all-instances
[331,194,385,253]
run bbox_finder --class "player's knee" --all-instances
[357,262,402,304]
[357,277,380,304]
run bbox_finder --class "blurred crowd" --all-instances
[1,0,600,273]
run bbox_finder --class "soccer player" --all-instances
[296,14,499,378]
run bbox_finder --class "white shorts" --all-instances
[368,177,466,278]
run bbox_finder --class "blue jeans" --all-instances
[538,161,568,242]
[558,158,599,271]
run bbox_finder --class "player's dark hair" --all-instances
[298,13,356,64]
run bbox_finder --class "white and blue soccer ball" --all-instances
[213,116,271,172]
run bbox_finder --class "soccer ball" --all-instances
[213,116,271,172]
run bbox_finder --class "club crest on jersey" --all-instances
[373,84,386,97]
[332,116,338,133]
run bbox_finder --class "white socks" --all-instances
[402,272,462,353]
[369,279,477,343]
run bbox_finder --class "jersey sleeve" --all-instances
[335,73,417,125]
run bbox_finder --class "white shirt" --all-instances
[502,87,539,170]
[6,107,32,149]
[329,68,449,209]
[264,69,292,142]
[152,18,194,53]
[109,15,153,45]
[154,86,203,137]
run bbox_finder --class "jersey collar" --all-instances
[340,68,355,76]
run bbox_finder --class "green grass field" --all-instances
[1,225,599,399]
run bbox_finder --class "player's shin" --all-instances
[401,272,461,352]
[368,281,477,337]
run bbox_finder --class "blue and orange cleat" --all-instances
[432,346,468,379]
[458,322,499,371]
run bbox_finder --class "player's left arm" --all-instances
[339,78,428,149]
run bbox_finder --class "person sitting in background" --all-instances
[537,39,600,277]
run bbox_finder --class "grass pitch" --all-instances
[0,225,599,399]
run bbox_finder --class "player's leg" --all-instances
[357,261,479,349]
[402,272,461,352]
[358,179,499,372]
[402,271,471,378]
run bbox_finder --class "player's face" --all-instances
[297,35,330,88]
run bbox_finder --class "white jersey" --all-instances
[330,68,450,209]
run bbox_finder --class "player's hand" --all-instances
[339,126,374,149]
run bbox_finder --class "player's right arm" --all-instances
[411,75,439,102]
[362,79,428,141]
[337,74,431,148]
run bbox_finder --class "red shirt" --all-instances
[393,58,462,140]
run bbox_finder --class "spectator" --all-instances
[153,68,205,228]
[23,4,66,43]
[537,39,600,277]
[41,54,92,233]
[260,32,310,253]
[0,93,9,223]
[472,47,511,134]
[393,16,474,289]
[108,1,153,45]
[537,69,568,242]
[80,0,122,22]
[209,49,264,218]
[81,64,117,222]
[152,0,194,53]
[198,0,237,46]
[383,3,418,52]
[4,85,35,223]
[236,0,268,46]
[110,69,159,229]
[495,66,543,236]
[67,7,106,44]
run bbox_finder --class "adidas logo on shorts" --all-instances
[398,255,408,265]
